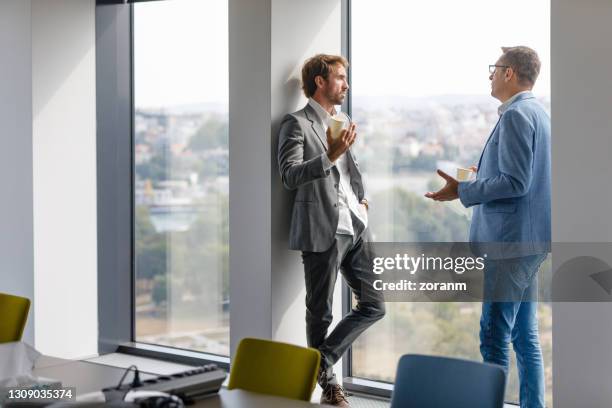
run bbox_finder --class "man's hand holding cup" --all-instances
[327,122,357,163]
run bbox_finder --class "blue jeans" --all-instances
[480,254,547,408]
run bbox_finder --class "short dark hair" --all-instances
[501,46,541,87]
[301,54,349,98]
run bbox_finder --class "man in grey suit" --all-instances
[278,54,385,407]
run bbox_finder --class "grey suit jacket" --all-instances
[277,104,366,252]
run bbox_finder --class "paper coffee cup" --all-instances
[328,116,346,140]
[456,167,474,181]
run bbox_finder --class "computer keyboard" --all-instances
[104,364,226,402]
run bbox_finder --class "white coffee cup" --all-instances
[456,167,475,181]
[328,112,351,140]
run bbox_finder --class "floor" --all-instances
[346,395,389,408]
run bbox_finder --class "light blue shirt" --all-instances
[498,90,531,116]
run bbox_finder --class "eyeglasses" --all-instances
[489,64,510,74]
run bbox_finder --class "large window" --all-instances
[348,0,551,404]
[133,0,229,356]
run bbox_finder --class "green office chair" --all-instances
[228,337,321,401]
[0,292,31,343]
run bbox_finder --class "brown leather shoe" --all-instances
[320,384,351,407]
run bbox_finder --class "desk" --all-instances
[190,389,327,407]
[33,356,327,407]
[34,356,158,395]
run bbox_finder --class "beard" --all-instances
[326,90,346,106]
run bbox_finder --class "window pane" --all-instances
[349,0,551,404]
[133,0,229,356]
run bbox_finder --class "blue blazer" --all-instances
[458,92,551,258]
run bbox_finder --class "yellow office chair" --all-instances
[0,292,31,343]
[228,337,321,401]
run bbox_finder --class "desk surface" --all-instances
[195,389,327,407]
[34,357,158,395]
[33,356,327,407]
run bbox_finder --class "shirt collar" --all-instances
[308,98,337,128]
[498,90,532,116]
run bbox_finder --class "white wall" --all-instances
[32,0,98,358]
[0,0,34,344]
[228,0,273,354]
[552,0,612,406]
[270,0,343,354]
[229,0,344,380]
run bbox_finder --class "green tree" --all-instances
[135,206,167,280]
[370,188,469,242]
[135,153,169,183]
[188,117,228,151]
[164,193,229,306]
[409,153,438,171]
[152,274,167,306]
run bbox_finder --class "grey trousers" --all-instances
[301,233,386,386]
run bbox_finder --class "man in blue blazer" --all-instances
[425,46,551,408]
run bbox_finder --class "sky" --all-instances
[351,0,551,98]
[134,0,229,108]
[133,0,550,108]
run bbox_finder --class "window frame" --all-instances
[340,2,537,405]
[95,0,230,369]
[340,0,395,398]
[96,0,525,401]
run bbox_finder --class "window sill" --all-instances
[116,342,230,371]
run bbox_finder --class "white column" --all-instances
[229,0,344,372]
[228,0,274,355]
[32,0,98,358]
[552,0,612,406]
[270,0,343,349]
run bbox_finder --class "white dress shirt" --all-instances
[308,98,368,236]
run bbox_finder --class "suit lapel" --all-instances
[304,104,328,151]
[476,93,535,172]
[477,117,501,170]
[347,149,360,173]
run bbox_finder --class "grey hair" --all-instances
[501,46,541,87]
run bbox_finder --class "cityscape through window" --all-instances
[133,0,230,356]
[349,0,551,404]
